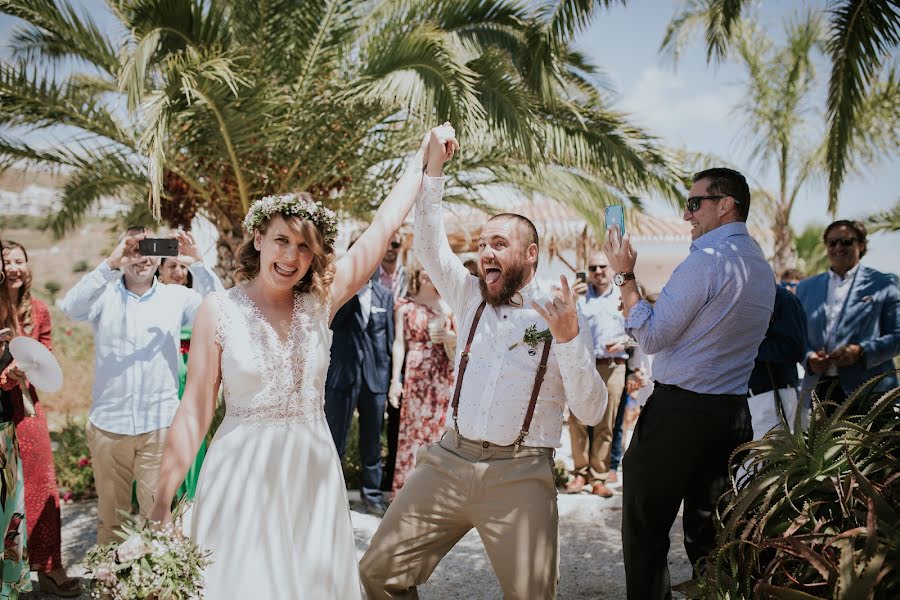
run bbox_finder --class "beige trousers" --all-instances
[86,421,168,545]
[568,361,626,482]
[360,429,559,599]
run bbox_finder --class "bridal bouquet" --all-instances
[84,512,210,599]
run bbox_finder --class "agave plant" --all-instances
[699,375,900,598]
[0,0,684,276]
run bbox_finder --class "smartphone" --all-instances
[575,271,586,282]
[138,238,179,257]
[605,205,625,237]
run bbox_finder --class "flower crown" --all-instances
[242,193,339,245]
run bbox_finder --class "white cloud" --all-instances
[621,66,740,148]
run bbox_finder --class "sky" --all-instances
[1,0,897,273]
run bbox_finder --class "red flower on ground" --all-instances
[77,457,91,468]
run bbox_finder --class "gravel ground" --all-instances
[24,430,690,599]
[22,480,691,600]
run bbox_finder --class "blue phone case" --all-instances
[605,205,625,236]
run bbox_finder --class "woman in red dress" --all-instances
[2,241,81,597]
[387,266,456,493]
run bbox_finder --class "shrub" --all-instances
[43,280,61,303]
[50,416,95,502]
[699,375,900,598]
[342,415,361,489]
[71,260,90,273]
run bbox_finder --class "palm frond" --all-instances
[825,0,900,214]
[703,0,747,62]
[0,61,131,147]
[1,0,119,75]
[863,200,900,233]
[540,0,624,44]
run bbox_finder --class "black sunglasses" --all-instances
[685,195,731,213]
[588,264,609,272]
[390,241,401,249]
[826,238,858,248]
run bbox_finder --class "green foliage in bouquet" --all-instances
[84,510,210,600]
[50,416,95,501]
[699,375,900,598]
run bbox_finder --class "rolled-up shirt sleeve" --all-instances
[625,252,714,354]
[553,313,608,426]
[413,175,474,316]
[188,262,225,297]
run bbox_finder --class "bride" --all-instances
[149,124,458,598]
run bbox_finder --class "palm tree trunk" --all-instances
[772,206,796,276]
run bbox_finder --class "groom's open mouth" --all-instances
[483,265,502,286]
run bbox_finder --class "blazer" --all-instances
[796,265,900,394]
[326,281,395,394]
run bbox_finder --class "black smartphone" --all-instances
[138,238,179,257]
[575,271,586,282]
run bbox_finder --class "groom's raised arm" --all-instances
[413,175,473,316]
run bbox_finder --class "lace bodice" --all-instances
[213,286,331,425]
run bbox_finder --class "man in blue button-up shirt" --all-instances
[60,226,222,544]
[605,168,775,599]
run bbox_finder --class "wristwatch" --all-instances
[613,271,635,286]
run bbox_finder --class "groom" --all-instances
[360,176,608,599]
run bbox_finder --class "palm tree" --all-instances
[661,8,899,274]
[794,222,830,276]
[659,0,900,213]
[0,0,683,280]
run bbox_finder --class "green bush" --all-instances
[342,415,362,489]
[699,375,900,598]
[71,260,90,273]
[50,416,95,502]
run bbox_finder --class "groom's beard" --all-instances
[479,262,528,307]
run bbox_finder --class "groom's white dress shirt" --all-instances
[414,176,607,448]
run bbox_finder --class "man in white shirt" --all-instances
[360,178,607,599]
[569,251,628,497]
[60,226,223,544]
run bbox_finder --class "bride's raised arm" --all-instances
[330,124,458,319]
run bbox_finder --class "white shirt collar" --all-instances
[829,263,860,284]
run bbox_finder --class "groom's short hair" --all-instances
[487,213,539,271]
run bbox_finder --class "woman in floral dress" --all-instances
[0,243,31,599]
[388,266,456,492]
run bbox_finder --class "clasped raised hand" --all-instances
[531,276,579,344]
[420,122,459,177]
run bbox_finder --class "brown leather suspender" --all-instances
[450,300,553,448]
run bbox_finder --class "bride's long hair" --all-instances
[234,213,335,300]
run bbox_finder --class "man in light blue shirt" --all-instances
[605,168,774,599]
[60,226,223,543]
[567,251,628,498]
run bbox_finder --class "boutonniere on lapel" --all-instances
[509,324,553,355]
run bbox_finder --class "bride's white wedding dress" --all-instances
[190,286,361,599]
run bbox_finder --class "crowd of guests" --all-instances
[0,175,897,597]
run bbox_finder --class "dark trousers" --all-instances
[381,401,401,491]
[610,387,628,471]
[622,383,752,600]
[325,382,387,505]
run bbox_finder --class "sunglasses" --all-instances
[389,241,401,249]
[826,238,858,248]
[588,264,609,272]
[685,195,729,213]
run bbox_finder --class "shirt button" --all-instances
[482,441,490,448]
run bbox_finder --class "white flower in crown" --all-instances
[242,192,339,245]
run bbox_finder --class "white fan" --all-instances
[8,336,63,417]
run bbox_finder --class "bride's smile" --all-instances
[254,214,316,291]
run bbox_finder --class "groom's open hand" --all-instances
[532,276,579,344]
